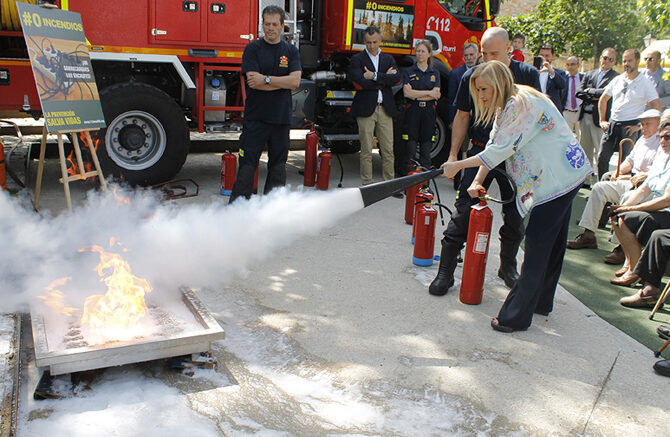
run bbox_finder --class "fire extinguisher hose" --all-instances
[0,119,27,188]
[479,168,516,205]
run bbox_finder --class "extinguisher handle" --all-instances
[478,189,490,201]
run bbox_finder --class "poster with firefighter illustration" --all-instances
[352,0,414,51]
[17,2,105,133]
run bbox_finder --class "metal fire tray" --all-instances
[30,289,225,375]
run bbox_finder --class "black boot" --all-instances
[498,239,520,288]
[429,243,461,296]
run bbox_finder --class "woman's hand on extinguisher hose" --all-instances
[467,182,486,199]
[441,161,459,180]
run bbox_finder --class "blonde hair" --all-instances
[470,60,550,126]
[415,40,433,66]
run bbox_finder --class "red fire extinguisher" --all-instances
[220,152,237,195]
[460,190,493,305]
[404,168,424,224]
[413,200,437,266]
[304,126,318,187]
[316,149,332,190]
[412,189,433,244]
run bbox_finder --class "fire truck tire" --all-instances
[430,113,450,167]
[94,82,189,186]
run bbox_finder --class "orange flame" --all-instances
[65,133,99,182]
[39,277,79,317]
[112,188,131,206]
[80,244,153,334]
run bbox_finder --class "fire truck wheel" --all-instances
[429,114,449,166]
[94,82,189,186]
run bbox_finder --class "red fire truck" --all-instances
[0,0,498,185]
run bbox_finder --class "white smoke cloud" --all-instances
[0,185,364,312]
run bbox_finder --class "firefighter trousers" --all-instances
[229,121,290,203]
[496,186,580,329]
[404,101,435,171]
[441,147,524,252]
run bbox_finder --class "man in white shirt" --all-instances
[568,109,662,249]
[537,44,567,112]
[597,49,661,179]
[348,26,401,188]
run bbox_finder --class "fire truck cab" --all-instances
[0,0,498,185]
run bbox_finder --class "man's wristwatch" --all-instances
[264,76,271,85]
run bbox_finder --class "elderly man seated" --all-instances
[608,120,670,299]
[567,109,663,250]
[628,229,670,307]
[631,229,670,378]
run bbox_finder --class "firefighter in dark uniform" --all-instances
[229,5,302,203]
[402,40,441,171]
[429,27,541,296]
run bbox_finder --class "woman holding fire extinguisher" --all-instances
[402,40,441,172]
[442,61,591,333]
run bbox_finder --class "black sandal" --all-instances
[490,318,523,333]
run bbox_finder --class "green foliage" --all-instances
[498,0,648,64]
[637,0,670,38]
[497,14,564,56]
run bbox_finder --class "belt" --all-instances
[583,110,593,114]
[565,109,579,112]
[611,119,639,126]
[411,100,436,107]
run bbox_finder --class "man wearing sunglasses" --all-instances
[577,48,620,185]
[641,50,670,107]
[598,49,661,181]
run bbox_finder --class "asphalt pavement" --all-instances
[3,145,670,436]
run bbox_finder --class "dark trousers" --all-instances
[596,120,639,180]
[620,210,670,246]
[229,121,290,203]
[634,229,670,288]
[442,146,524,249]
[497,186,580,329]
[404,102,435,171]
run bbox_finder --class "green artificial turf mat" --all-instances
[559,188,670,358]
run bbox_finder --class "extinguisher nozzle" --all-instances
[359,168,443,208]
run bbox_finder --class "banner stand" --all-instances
[34,126,107,211]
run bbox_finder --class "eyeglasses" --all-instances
[644,57,657,61]
[661,134,670,141]
[601,56,615,62]
[622,81,628,95]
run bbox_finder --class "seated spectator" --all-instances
[629,228,670,307]
[663,108,670,125]
[654,357,670,377]
[608,120,670,301]
[567,109,663,250]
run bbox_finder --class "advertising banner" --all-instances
[17,3,105,132]
[352,0,415,51]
